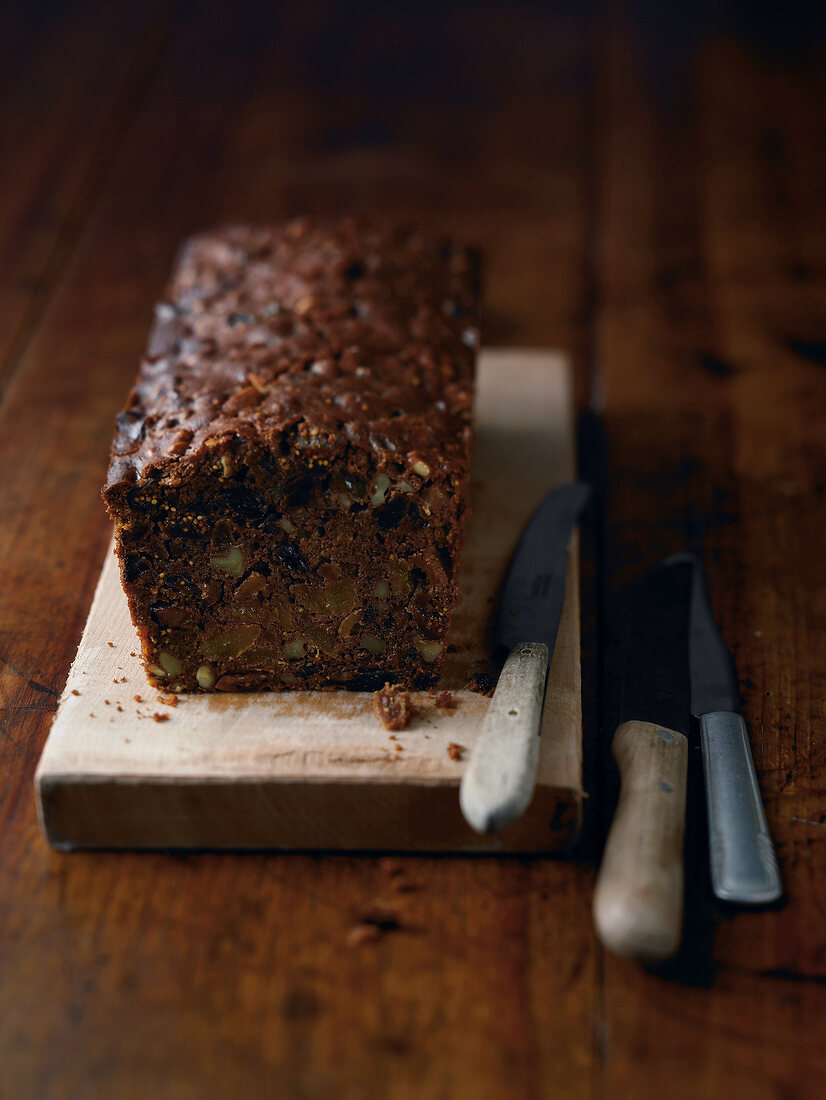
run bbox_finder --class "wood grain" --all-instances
[36,351,583,852]
[1,0,825,1096]
[0,0,170,394]
[595,9,826,1096]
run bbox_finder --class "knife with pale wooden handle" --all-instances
[593,558,693,963]
[460,481,590,834]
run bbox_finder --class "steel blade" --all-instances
[492,481,591,652]
[687,556,741,715]
[619,558,693,736]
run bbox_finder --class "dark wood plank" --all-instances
[0,0,170,396]
[3,1,825,1095]
[0,3,596,1097]
[596,14,826,1098]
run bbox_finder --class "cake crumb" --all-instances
[107,642,114,648]
[346,923,382,947]
[447,742,466,761]
[104,699,110,706]
[358,898,400,930]
[116,705,123,712]
[71,689,80,696]
[435,690,456,711]
[89,713,95,718]
[130,652,137,657]
[133,695,142,703]
[373,682,416,731]
[152,712,170,723]
[157,693,178,707]
[466,672,495,697]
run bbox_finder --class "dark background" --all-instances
[1,1,825,1096]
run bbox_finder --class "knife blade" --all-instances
[593,557,693,962]
[459,481,591,834]
[688,556,782,904]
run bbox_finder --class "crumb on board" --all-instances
[346,896,404,947]
[116,705,123,712]
[107,642,114,648]
[71,689,80,696]
[104,699,110,706]
[130,652,137,657]
[133,695,142,703]
[358,898,400,930]
[434,690,456,711]
[157,693,178,707]
[89,713,94,718]
[447,742,466,761]
[346,923,382,947]
[466,672,495,697]
[395,743,403,752]
[151,712,170,723]
[373,682,416,731]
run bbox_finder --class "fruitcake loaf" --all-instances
[102,218,481,692]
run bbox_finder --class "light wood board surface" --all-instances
[35,348,582,851]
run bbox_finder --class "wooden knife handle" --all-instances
[593,720,688,962]
[459,641,550,834]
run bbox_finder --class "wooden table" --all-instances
[1,2,824,1096]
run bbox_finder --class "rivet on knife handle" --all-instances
[460,641,550,834]
[593,721,688,962]
[700,712,782,904]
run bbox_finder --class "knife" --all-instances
[687,555,782,904]
[459,481,591,834]
[593,557,693,963]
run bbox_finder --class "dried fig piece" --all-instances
[387,561,412,597]
[297,578,356,618]
[338,608,363,637]
[202,625,261,660]
[303,622,339,657]
[271,599,295,632]
[234,572,267,602]
[151,604,189,628]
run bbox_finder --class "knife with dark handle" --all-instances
[593,558,693,963]
[687,556,782,904]
[460,482,591,834]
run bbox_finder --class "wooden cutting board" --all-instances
[35,349,583,852]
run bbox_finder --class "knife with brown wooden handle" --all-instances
[593,558,693,963]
